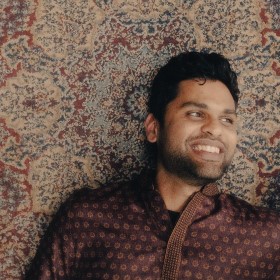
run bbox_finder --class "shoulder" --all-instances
[62,181,134,211]
[45,181,136,232]
[220,192,280,225]
[63,170,154,211]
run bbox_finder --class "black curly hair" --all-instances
[148,51,240,125]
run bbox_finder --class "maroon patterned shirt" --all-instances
[25,172,280,279]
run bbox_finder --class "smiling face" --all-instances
[146,79,238,186]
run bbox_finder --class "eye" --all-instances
[187,111,204,119]
[220,117,235,126]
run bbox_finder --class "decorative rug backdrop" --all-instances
[0,0,279,279]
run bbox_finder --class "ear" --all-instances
[144,113,159,143]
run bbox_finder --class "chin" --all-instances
[199,174,222,183]
[195,165,227,182]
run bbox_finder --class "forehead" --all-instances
[172,79,236,110]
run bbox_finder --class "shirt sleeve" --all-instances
[24,198,76,280]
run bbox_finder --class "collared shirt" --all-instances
[25,172,280,280]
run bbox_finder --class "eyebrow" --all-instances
[180,101,237,115]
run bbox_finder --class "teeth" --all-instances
[193,145,220,154]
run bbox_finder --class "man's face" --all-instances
[155,79,238,185]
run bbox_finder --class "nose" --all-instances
[201,118,222,138]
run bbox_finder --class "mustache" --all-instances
[188,134,223,141]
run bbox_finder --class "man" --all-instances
[25,51,280,280]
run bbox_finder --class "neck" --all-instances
[155,164,203,212]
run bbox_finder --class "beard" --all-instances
[157,134,233,186]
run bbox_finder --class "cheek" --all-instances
[166,123,198,151]
[227,130,238,151]
[167,119,197,135]
[167,123,189,141]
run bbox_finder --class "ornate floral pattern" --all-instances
[0,0,279,279]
